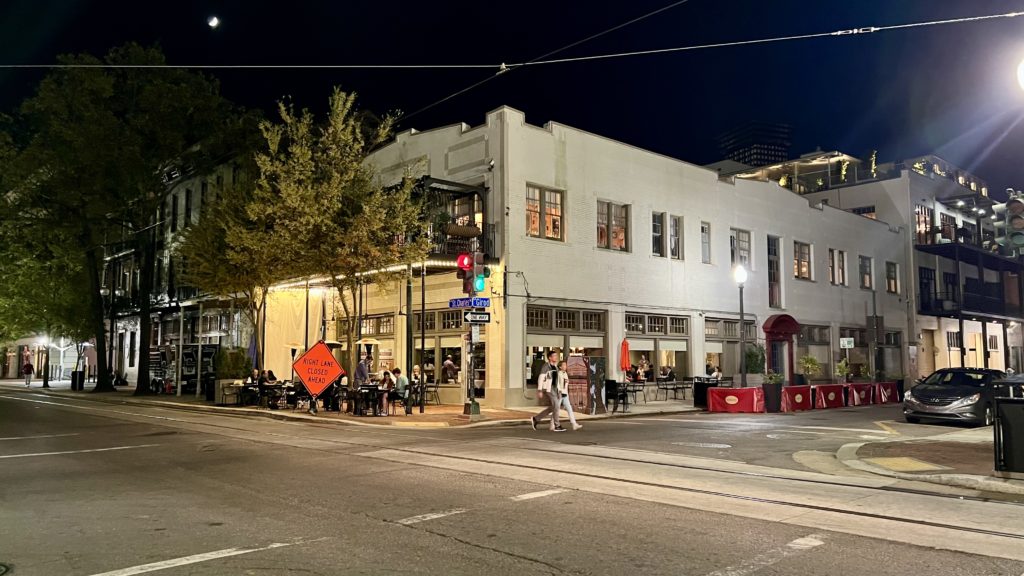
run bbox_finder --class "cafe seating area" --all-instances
[219,378,440,418]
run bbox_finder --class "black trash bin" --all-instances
[71,370,85,391]
[203,374,216,402]
[693,377,717,410]
[995,397,1024,477]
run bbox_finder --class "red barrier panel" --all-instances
[781,385,812,412]
[875,381,899,403]
[846,383,874,406]
[814,384,845,409]
[708,387,765,413]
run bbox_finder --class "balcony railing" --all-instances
[427,223,495,258]
[919,290,1022,318]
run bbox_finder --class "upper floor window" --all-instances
[859,256,873,289]
[851,206,877,219]
[701,221,712,263]
[597,201,629,251]
[170,195,179,233]
[526,185,563,241]
[730,228,751,267]
[669,215,683,260]
[886,262,900,294]
[184,188,193,228]
[828,249,846,286]
[794,241,811,280]
[652,212,665,257]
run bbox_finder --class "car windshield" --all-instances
[921,371,992,387]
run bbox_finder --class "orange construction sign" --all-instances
[292,341,344,398]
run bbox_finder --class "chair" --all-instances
[605,380,629,413]
[627,379,647,404]
[291,383,311,411]
[388,390,410,415]
[656,379,674,401]
[425,380,441,405]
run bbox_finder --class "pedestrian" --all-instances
[355,354,371,386]
[530,350,565,432]
[557,360,582,431]
[23,361,33,388]
[393,367,411,415]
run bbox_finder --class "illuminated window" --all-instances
[794,241,811,279]
[526,185,563,241]
[597,201,629,251]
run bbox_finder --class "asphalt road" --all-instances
[1,390,1023,576]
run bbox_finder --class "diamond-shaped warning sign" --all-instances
[292,341,344,397]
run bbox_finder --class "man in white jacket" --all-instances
[530,350,565,432]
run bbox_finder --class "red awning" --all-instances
[763,314,800,338]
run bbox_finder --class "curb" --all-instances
[835,441,1024,495]
[24,389,702,429]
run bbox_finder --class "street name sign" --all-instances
[839,337,855,349]
[448,297,491,309]
[471,324,481,342]
[463,311,491,324]
[292,341,344,397]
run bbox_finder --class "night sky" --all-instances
[4,0,1024,191]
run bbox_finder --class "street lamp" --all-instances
[733,264,748,387]
[1017,58,1024,91]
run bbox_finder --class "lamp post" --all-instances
[733,265,748,388]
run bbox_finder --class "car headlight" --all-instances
[948,393,982,408]
[904,389,914,402]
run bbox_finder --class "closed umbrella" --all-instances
[619,338,631,374]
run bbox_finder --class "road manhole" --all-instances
[671,442,731,449]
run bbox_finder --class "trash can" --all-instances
[70,370,85,391]
[994,398,1024,478]
[203,374,216,402]
[693,377,717,410]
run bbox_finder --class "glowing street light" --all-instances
[207,15,220,29]
[733,265,748,387]
[1017,59,1024,91]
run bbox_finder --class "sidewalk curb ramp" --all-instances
[836,440,1024,495]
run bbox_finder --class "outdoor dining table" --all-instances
[353,386,385,416]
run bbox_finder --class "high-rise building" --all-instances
[716,121,792,167]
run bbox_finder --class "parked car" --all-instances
[903,368,1006,426]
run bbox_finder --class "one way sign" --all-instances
[463,311,491,324]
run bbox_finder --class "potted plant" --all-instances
[737,343,765,387]
[797,355,821,385]
[762,369,785,413]
[834,357,852,383]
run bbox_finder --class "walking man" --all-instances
[530,350,565,432]
[23,361,34,388]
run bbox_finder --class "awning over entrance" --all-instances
[763,314,800,338]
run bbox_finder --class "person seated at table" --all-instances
[379,370,395,414]
[711,366,723,380]
[241,369,260,405]
[266,370,279,383]
[392,368,411,414]
[664,366,677,381]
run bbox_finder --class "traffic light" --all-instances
[456,252,474,294]
[472,252,491,293]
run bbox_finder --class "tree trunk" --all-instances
[86,247,115,392]
[134,232,156,395]
[41,322,51,388]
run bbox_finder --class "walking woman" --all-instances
[557,361,582,431]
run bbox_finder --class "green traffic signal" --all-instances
[473,274,485,292]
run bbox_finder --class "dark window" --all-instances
[128,332,136,367]
[767,236,781,308]
[184,188,192,228]
[652,212,665,257]
[859,256,872,289]
[170,195,179,233]
[670,216,683,259]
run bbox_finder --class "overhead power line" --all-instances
[1,10,1020,71]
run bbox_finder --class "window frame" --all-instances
[526,184,564,241]
[828,248,847,286]
[669,215,683,260]
[859,255,873,289]
[793,241,812,280]
[730,228,751,267]
[652,212,665,257]
[700,221,712,264]
[885,261,900,294]
[597,200,630,251]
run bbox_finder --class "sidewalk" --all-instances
[1,380,699,428]
[837,426,1024,495]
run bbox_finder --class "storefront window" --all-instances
[440,311,462,330]
[669,317,689,335]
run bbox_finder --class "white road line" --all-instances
[704,534,826,576]
[0,433,79,441]
[510,488,567,501]
[790,425,896,434]
[0,444,159,459]
[395,508,468,525]
[86,541,297,576]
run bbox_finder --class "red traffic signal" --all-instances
[456,252,473,271]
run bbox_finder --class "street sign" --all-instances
[292,341,344,398]
[471,324,480,342]
[463,311,491,324]
[449,297,490,309]
[840,337,855,349]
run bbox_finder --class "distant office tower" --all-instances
[716,121,792,167]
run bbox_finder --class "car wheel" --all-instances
[905,415,921,424]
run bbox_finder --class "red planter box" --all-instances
[781,385,812,412]
[708,387,765,413]
[814,384,846,409]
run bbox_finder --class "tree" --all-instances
[252,89,430,376]
[4,43,242,393]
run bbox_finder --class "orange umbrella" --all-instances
[619,338,631,373]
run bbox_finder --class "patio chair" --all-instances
[627,379,647,404]
[425,380,441,405]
